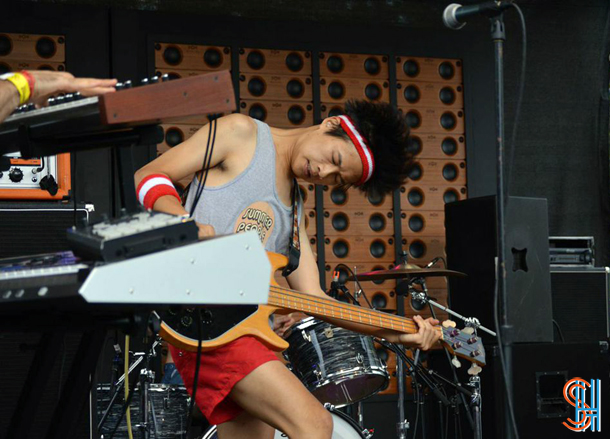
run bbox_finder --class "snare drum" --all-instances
[97,384,190,439]
[283,317,389,407]
[198,404,368,439]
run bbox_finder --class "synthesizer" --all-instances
[0,70,235,157]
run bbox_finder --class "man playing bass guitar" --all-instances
[134,100,440,439]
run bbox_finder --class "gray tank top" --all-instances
[184,119,293,255]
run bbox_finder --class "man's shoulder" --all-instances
[220,113,257,141]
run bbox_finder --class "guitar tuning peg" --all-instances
[462,327,475,335]
[451,355,462,368]
[468,363,482,376]
[442,320,457,328]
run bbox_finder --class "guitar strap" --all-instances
[281,179,302,277]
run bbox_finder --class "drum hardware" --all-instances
[98,328,164,439]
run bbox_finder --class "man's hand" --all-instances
[387,315,440,350]
[27,70,117,106]
[196,223,215,240]
[273,312,308,338]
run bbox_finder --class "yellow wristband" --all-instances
[4,73,31,105]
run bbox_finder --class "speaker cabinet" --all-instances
[406,159,467,186]
[0,203,92,258]
[324,236,395,263]
[397,82,464,108]
[240,100,314,128]
[551,267,609,343]
[320,77,390,103]
[399,107,465,134]
[0,60,65,74]
[0,33,65,62]
[399,236,446,264]
[154,43,231,71]
[239,48,311,76]
[446,196,554,343]
[319,52,389,79]
[323,209,394,236]
[400,184,467,211]
[158,124,200,155]
[400,210,445,237]
[296,180,315,209]
[323,185,393,209]
[409,133,466,160]
[239,74,313,101]
[395,57,463,83]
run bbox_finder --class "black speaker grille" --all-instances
[551,268,609,342]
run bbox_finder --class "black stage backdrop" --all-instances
[9,0,610,265]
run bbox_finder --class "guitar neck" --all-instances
[268,286,420,335]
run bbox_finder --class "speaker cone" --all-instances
[406,111,421,128]
[407,136,422,155]
[364,57,381,75]
[370,240,386,258]
[287,105,305,124]
[327,55,343,73]
[409,241,425,259]
[248,77,266,97]
[408,214,424,232]
[0,35,12,56]
[330,188,347,205]
[331,212,349,232]
[247,50,265,70]
[248,103,267,121]
[404,85,420,103]
[440,112,457,130]
[443,189,458,204]
[36,37,56,59]
[438,61,455,80]
[439,87,456,105]
[285,52,304,72]
[328,81,345,99]
[163,46,182,66]
[333,240,349,258]
[286,79,305,98]
[403,59,419,77]
[442,164,458,181]
[372,293,388,309]
[369,213,386,232]
[328,106,344,117]
[407,188,423,206]
[365,83,381,100]
[408,163,422,181]
[165,128,184,147]
[203,48,222,68]
[441,137,458,155]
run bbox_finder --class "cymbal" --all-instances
[347,267,467,281]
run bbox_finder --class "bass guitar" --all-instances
[157,252,486,366]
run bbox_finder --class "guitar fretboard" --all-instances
[268,286,424,334]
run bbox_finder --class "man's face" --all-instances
[294,118,364,187]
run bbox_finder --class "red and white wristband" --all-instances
[136,174,181,210]
[337,115,375,186]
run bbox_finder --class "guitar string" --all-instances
[268,286,483,361]
[268,285,420,331]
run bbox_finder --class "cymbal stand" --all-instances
[136,341,160,439]
[396,345,410,439]
[97,338,162,435]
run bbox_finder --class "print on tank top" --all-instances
[234,201,275,245]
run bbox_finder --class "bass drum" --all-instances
[198,405,367,439]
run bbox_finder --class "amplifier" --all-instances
[0,202,93,258]
[551,266,609,342]
[549,236,595,266]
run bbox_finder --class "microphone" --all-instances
[443,1,513,30]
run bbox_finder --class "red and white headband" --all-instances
[337,115,375,186]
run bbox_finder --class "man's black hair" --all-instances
[325,100,416,196]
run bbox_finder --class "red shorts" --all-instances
[169,336,279,425]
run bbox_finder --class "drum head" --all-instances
[198,411,364,439]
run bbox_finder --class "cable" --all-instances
[505,2,527,203]
[186,309,204,436]
[189,117,217,218]
[552,319,565,343]
[124,335,134,439]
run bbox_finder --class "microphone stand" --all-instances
[490,12,515,439]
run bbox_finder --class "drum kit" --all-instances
[96,260,493,439]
